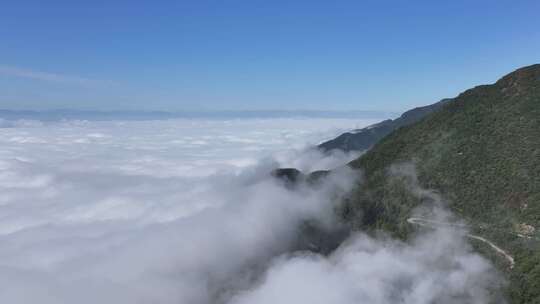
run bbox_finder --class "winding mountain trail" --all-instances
[407,217,515,269]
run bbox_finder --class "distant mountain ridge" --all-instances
[318,99,450,152]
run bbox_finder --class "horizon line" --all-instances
[0,108,399,121]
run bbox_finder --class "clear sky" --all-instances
[1,0,539,112]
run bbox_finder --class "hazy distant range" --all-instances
[0,109,397,121]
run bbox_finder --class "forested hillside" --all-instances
[345,64,540,303]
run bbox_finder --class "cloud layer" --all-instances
[0,118,504,303]
[0,118,366,303]
[231,229,503,304]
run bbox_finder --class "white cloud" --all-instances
[0,118,369,303]
[0,117,504,303]
[230,227,504,304]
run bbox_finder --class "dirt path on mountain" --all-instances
[407,217,515,269]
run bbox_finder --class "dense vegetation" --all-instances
[344,64,540,303]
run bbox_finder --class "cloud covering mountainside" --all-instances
[0,118,503,303]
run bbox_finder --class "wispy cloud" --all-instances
[0,65,111,87]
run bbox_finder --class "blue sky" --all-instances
[1,0,539,112]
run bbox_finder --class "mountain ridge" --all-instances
[343,63,540,303]
[318,99,450,152]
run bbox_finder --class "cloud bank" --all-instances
[0,118,504,303]
[231,228,503,304]
[229,162,506,304]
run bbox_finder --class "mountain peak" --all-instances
[496,64,540,92]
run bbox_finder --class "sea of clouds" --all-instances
[0,117,504,303]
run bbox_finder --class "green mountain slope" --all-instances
[318,99,449,152]
[345,64,540,303]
